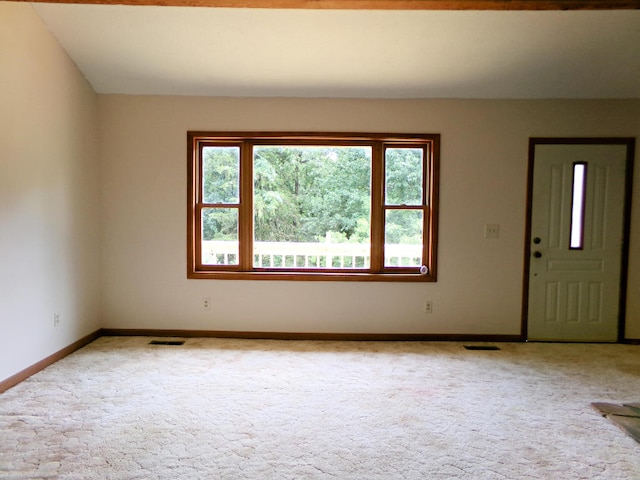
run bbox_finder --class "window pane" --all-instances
[385,210,423,267]
[385,148,423,206]
[253,146,372,269]
[203,146,239,204]
[201,208,238,265]
[569,163,587,249]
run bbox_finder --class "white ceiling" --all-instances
[32,3,640,99]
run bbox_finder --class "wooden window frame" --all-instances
[187,131,439,282]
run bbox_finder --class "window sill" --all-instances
[187,270,436,282]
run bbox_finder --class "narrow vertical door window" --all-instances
[569,162,587,250]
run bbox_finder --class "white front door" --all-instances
[527,142,630,342]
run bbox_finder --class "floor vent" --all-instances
[464,345,500,351]
[149,340,185,346]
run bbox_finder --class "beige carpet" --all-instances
[1,337,640,479]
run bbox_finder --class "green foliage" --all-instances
[385,210,423,245]
[385,148,423,206]
[202,208,237,242]
[253,146,371,243]
[203,147,239,204]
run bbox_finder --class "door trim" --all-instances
[521,137,636,342]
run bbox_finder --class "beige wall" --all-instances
[2,2,639,386]
[98,96,640,338]
[0,3,102,381]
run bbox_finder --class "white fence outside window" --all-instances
[202,241,421,268]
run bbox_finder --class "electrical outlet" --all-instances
[203,298,211,310]
[484,224,500,239]
[53,313,60,327]
[424,300,433,314]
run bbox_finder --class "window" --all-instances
[187,132,439,281]
[569,162,587,250]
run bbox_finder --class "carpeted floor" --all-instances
[1,337,640,479]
